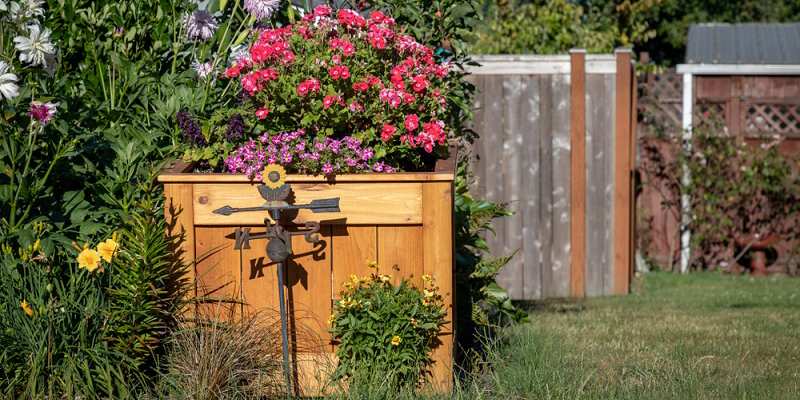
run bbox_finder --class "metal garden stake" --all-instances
[212,165,340,395]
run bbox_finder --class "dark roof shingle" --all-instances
[686,23,800,65]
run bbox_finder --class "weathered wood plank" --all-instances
[551,73,572,298]
[585,74,615,297]
[570,50,587,298]
[193,182,422,226]
[520,76,542,300]
[502,74,524,298]
[538,74,555,298]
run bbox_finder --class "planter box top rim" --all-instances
[158,145,456,184]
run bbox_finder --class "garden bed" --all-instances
[157,149,456,395]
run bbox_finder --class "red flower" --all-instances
[328,66,350,80]
[411,75,428,93]
[323,95,343,109]
[225,64,243,78]
[242,72,261,94]
[313,5,332,17]
[369,11,395,26]
[352,81,370,92]
[337,9,366,28]
[404,114,419,132]
[381,124,397,141]
[255,107,270,120]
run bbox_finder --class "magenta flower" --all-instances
[29,101,58,125]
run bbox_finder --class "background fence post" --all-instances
[614,49,634,294]
[570,49,587,298]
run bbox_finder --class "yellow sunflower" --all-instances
[77,244,102,272]
[262,164,286,189]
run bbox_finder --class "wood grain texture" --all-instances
[521,76,543,300]
[331,226,377,297]
[193,182,422,225]
[194,226,241,316]
[163,183,196,298]
[570,51,587,298]
[586,74,615,297]
[502,74,524,298]
[613,50,633,295]
[377,226,424,286]
[422,182,454,391]
[551,73,572,298]
[538,74,556,298]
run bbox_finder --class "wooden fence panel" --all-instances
[468,53,635,300]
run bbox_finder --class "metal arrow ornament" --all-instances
[212,164,340,395]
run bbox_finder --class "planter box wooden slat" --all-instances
[158,152,455,396]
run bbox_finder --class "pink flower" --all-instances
[368,11,394,26]
[411,75,428,93]
[352,81,369,92]
[297,78,320,96]
[348,101,363,112]
[225,64,243,78]
[296,82,309,96]
[404,114,419,132]
[255,107,270,120]
[379,89,402,108]
[381,124,397,141]
[313,5,332,17]
[323,95,343,109]
[337,9,366,28]
[29,101,58,125]
[242,72,261,94]
[328,66,350,80]
[322,162,334,175]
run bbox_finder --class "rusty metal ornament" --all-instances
[210,164,340,395]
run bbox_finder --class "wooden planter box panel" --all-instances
[159,161,455,396]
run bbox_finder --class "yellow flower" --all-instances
[262,164,286,189]
[379,274,391,283]
[390,335,402,346]
[20,300,34,317]
[424,289,436,298]
[422,298,431,306]
[349,274,361,286]
[367,260,379,270]
[328,313,335,326]
[422,274,432,283]
[410,318,418,327]
[77,245,102,272]
[96,235,119,263]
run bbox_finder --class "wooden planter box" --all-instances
[157,155,455,395]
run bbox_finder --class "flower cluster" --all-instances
[76,234,119,273]
[180,5,453,175]
[224,129,394,178]
[329,261,446,385]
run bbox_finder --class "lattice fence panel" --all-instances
[744,103,800,136]
[638,70,683,136]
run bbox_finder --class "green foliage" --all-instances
[454,163,527,341]
[330,267,447,389]
[472,0,620,54]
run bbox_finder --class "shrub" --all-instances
[329,263,446,390]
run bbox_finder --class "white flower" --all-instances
[192,60,213,79]
[7,0,44,21]
[14,24,55,67]
[0,61,19,101]
[183,10,218,41]
[244,0,280,20]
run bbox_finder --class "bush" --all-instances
[330,263,446,390]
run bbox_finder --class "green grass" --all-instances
[480,272,800,399]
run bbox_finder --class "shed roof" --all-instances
[685,23,800,65]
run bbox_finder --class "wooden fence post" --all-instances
[613,49,634,295]
[569,49,587,298]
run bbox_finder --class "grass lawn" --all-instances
[480,272,800,399]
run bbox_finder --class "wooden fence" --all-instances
[466,52,636,300]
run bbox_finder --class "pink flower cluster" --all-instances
[224,129,394,177]
[213,5,454,174]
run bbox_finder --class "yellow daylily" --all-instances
[20,300,34,317]
[77,244,102,272]
[390,335,402,346]
[96,234,119,262]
